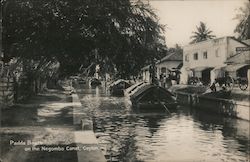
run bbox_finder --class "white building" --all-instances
[180,36,250,84]
[224,49,250,88]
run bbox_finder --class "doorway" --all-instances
[202,68,212,85]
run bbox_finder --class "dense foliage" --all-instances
[3,0,167,78]
[234,2,250,40]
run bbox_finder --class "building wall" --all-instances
[183,37,228,69]
[227,38,249,57]
[142,69,150,82]
[181,37,249,84]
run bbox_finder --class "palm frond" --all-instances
[189,21,216,43]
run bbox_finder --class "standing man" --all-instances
[149,59,158,85]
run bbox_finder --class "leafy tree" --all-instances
[234,1,250,40]
[190,21,215,44]
[3,0,166,78]
[168,44,183,54]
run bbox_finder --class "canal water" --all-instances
[76,84,249,162]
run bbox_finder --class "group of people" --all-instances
[149,62,181,88]
[159,71,181,88]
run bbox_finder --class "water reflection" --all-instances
[191,108,250,159]
[76,84,249,162]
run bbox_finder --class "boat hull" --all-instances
[129,83,178,111]
[132,100,177,109]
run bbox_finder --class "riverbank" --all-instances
[64,84,106,162]
[169,85,249,121]
[0,83,106,162]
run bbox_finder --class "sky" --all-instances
[149,0,247,47]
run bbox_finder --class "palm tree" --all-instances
[190,21,216,44]
[234,2,250,40]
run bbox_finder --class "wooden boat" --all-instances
[109,79,131,96]
[202,89,231,99]
[125,82,177,110]
[124,81,147,97]
[90,78,101,86]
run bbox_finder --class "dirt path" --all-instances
[0,89,78,162]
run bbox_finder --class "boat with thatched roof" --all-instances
[109,79,132,96]
[90,78,101,87]
[125,82,177,110]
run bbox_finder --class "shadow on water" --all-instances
[94,114,168,162]
[140,115,167,137]
[76,83,249,162]
[189,106,250,154]
[93,103,171,162]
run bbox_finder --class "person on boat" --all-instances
[159,73,163,87]
[160,73,166,87]
[149,59,159,85]
[163,73,166,88]
[175,70,181,84]
[165,73,172,88]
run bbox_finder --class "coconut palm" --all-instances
[234,2,250,40]
[190,21,216,44]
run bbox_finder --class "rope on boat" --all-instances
[156,86,172,115]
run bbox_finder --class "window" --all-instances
[215,48,220,57]
[203,51,207,59]
[185,55,189,62]
[193,53,198,60]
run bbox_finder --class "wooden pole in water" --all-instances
[153,92,171,114]
[162,103,171,114]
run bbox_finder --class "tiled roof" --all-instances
[230,37,250,47]
[184,36,250,48]
[141,52,183,70]
[157,52,183,64]
[225,51,250,64]
[242,39,250,45]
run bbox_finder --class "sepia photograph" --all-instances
[1,0,250,161]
